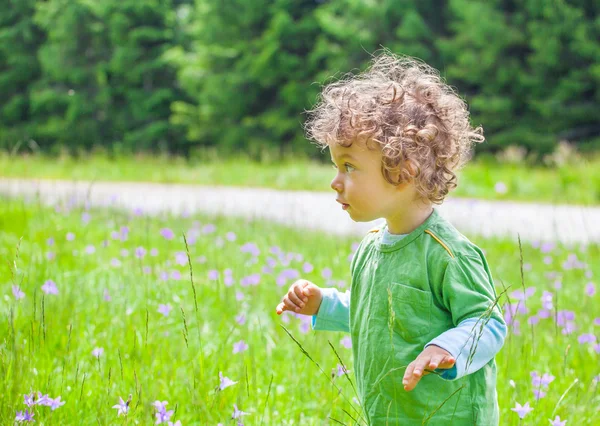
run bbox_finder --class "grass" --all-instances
[1,197,599,424]
[2,151,600,205]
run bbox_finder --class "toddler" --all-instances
[276,52,506,425]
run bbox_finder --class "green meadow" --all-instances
[2,151,600,205]
[0,196,598,425]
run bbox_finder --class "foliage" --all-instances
[1,0,599,158]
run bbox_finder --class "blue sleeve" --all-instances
[311,288,350,333]
[424,317,506,380]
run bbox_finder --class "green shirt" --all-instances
[314,209,505,425]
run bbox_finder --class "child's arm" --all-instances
[402,317,506,391]
[404,253,507,391]
[424,317,506,380]
[275,280,351,333]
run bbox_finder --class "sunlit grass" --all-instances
[0,197,599,424]
[2,151,600,205]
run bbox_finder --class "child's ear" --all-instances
[404,160,418,178]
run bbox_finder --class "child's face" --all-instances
[330,141,413,224]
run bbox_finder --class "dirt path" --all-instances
[1,178,598,245]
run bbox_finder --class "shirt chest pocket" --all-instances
[389,282,432,341]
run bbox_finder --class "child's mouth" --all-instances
[342,204,349,210]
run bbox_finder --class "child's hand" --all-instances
[275,280,322,316]
[402,345,455,392]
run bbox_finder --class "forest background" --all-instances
[1,0,599,162]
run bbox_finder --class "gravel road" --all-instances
[1,178,599,245]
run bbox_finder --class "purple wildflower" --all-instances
[235,291,244,301]
[23,393,35,407]
[240,242,260,257]
[226,232,237,241]
[302,262,314,273]
[540,242,555,253]
[48,396,65,410]
[511,402,533,419]
[175,252,188,266]
[153,400,174,424]
[511,287,536,301]
[110,258,121,267]
[202,224,216,234]
[41,280,58,295]
[321,268,332,279]
[66,232,75,241]
[208,270,219,280]
[340,336,352,349]
[585,282,596,296]
[15,410,34,422]
[549,416,566,426]
[12,285,25,300]
[531,371,555,388]
[92,347,104,358]
[494,181,507,194]
[219,372,238,390]
[232,404,249,419]
[82,212,91,224]
[537,309,551,319]
[233,340,248,354]
[336,364,350,376]
[578,334,596,344]
[47,237,54,246]
[235,314,246,325]
[299,316,311,334]
[112,396,130,416]
[556,310,575,326]
[561,322,577,335]
[158,304,172,317]
[170,270,181,280]
[135,247,147,259]
[103,289,111,301]
[120,226,129,240]
[595,318,600,326]
[160,228,175,240]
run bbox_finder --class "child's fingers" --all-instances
[287,288,305,311]
[411,356,432,378]
[402,361,416,385]
[403,360,425,391]
[427,354,448,370]
[293,285,308,304]
[275,302,287,315]
[438,355,456,369]
[282,296,301,312]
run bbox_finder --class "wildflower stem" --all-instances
[259,373,274,426]
[551,378,579,418]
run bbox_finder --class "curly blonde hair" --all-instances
[305,51,484,204]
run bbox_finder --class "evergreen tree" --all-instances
[0,0,44,149]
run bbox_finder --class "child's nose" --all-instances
[330,175,343,192]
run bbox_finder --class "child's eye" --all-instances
[331,163,355,172]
